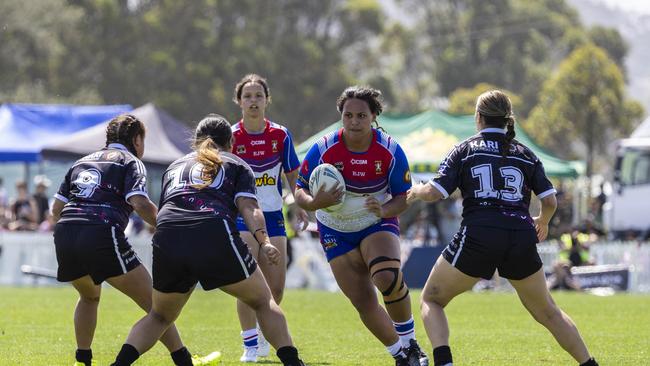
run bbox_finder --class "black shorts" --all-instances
[152,218,257,293]
[442,225,542,280]
[54,223,141,284]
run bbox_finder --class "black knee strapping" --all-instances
[368,256,408,304]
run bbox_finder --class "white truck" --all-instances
[606,120,650,239]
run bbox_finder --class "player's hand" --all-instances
[262,242,281,265]
[312,183,344,210]
[364,196,384,218]
[406,183,426,205]
[295,207,310,231]
[533,216,549,241]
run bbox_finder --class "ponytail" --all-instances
[192,138,223,189]
[475,90,516,157]
[502,116,516,157]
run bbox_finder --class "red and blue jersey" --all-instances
[297,128,412,232]
[231,119,299,212]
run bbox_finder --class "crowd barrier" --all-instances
[1,231,649,292]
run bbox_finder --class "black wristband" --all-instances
[254,228,268,247]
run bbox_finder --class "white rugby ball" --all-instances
[309,163,346,212]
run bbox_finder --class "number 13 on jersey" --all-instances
[471,163,523,201]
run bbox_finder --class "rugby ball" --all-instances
[308,163,346,212]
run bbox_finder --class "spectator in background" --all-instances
[548,230,595,291]
[8,181,38,231]
[594,182,607,226]
[550,181,573,239]
[436,195,462,245]
[33,175,52,227]
[404,210,439,247]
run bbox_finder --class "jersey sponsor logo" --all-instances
[81,152,103,161]
[253,151,265,157]
[255,173,277,186]
[404,170,411,183]
[250,140,265,146]
[374,160,383,174]
[352,171,365,177]
[271,140,278,152]
[237,145,246,154]
[350,159,367,165]
[334,161,344,171]
[469,140,499,152]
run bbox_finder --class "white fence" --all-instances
[1,231,649,292]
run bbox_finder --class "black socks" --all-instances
[580,358,599,366]
[110,343,140,366]
[170,346,193,366]
[433,345,453,366]
[75,349,92,366]
[277,346,303,366]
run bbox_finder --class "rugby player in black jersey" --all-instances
[407,91,598,366]
[109,114,305,366]
[52,115,205,366]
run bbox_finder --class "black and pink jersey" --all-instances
[430,128,556,229]
[231,119,299,212]
[297,128,412,232]
[156,151,257,226]
[55,143,148,229]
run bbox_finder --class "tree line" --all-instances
[0,0,644,174]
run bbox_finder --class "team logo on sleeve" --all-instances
[404,170,411,183]
[237,145,246,154]
[374,160,383,174]
[271,140,278,152]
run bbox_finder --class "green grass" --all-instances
[0,287,648,365]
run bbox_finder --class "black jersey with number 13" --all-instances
[430,129,556,229]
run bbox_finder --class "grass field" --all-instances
[0,287,648,365]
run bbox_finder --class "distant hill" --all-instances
[569,0,650,115]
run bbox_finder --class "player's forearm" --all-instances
[239,200,271,246]
[51,199,65,223]
[538,195,557,225]
[294,188,318,211]
[380,196,408,218]
[285,170,299,196]
[130,197,158,227]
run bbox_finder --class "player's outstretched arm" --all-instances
[406,182,444,204]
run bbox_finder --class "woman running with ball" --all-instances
[295,86,429,366]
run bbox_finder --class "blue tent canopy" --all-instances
[0,103,132,162]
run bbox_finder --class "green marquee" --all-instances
[296,110,581,178]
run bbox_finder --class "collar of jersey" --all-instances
[238,118,269,135]
[107,143,130,151]
[480,127,506,134]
